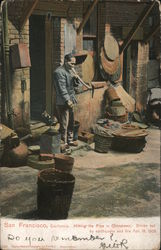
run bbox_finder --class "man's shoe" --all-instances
[61,143,70,153]
[68,141,78,147]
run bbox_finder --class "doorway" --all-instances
[29,15,46,120]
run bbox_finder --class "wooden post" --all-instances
[123,45,131,93]
[77,0,99,35]
[45,15,53,115]
[19,0,39,31]
[120,1,156,54]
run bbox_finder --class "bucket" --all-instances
[73,121,80,141]
[54,154,74,173]
[40,132,61,154]
[37,168,75,219]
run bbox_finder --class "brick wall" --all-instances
[135,42,149,111]
[51,2,83,71]
[52,17,62,71]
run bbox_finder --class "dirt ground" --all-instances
[69,127,160,218]
[0,127,160,219]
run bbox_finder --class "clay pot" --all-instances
[2,142,28,167]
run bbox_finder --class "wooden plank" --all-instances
[19,0,39,31]
[123,45,131,93]
[30,122,46,130]
[77,0,99,35]
[33,10,67,17]
[120,1,156,53]
[45,16,53,115]
[34,1,83,17]
[122,27,143,40]
[144,24,160,43]
[115,84,135,113]
[35,1,68,15]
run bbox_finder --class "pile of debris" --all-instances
[0,111,60,168]
[89,83,150,154]
[93,118,148,154]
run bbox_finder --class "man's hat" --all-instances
[64,53,74,62]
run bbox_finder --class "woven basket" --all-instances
[94,133,113,153]
[107,112,128,123]
[112,136,146,153]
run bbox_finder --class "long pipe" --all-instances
[71,68,92,90]
[2,0,14,128]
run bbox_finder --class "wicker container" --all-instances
[94,133,113,153]
[109,105,126,116]
[112,136,146,153]
[107,112,128,123]
[112,128,148,153]
[37,168,75,220]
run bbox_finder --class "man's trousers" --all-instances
[56,105,74,144]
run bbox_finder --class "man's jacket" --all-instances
[53,65,77,105]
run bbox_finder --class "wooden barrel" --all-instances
[37,168,75,219]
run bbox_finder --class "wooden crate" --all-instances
[78,131,94,144]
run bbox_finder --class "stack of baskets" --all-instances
[105,86,128,123]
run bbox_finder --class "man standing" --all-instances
[53,53,79,149]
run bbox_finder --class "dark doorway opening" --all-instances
[29,15,45,120]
